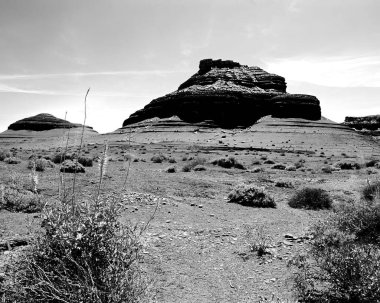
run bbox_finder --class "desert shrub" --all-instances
[291,198,380,302]
[51,152,75,164]
[77,156,93,167]
[151,154,167,163]
[366,159,379,167]
[333,161,362,170]
[294,159,305,169]
[193,165,206,171]
[27,158,55,172]
[228,184,276,208]
[288,188,332,210]
[168,158,176,163]
[275,180,294,188]
[362,181,380,201]
[4,157,21,164]
[2,196,150,302]
[263,159,275,165]
[271,163,286,170]
[251,167,264,173]
[182,157,206,172]
[211,157,245,169]
[0,150,12,161]
[0,174,43,213]
[285,165,296,171]
[251,160,261,165]
[60,160,85,173]
[243,225,273,257]
[321,166,333,174]
[165,165,176,173]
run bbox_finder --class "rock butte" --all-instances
[344,115,380,131]
[7,113,96,132]
[123,59,321,128]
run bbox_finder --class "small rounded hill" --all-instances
[8,113,95,132]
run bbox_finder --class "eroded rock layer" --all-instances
[123,59,321,128]
[344,115,380,131]
[8,113,94,131]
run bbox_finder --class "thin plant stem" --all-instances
[71,88,90,211]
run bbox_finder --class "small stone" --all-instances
[198,205,203,208]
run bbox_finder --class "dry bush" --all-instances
[263,159,275,165]
[168,158,176,163]
[228,184,276,208]
[289,188,332,210]
[0,150,12,161]
[362,181,380,201]
[165,165,176,173]
[366,159,379,167]
[243,225,273,257]
[60,160,85,173]
[333,161,362,170]
[150,154,167,163]
[4,157,21,164]
[182,157,207,172]
[275,180,294,188]
[271,163,286,170]
[2,195,151,303]
[27,158,55,172]
[290,198,380,302]
[211,156,245,169]
[193,165,206,171]
[0,173,43,212]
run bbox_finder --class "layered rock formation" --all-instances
[123,59,321,128]
[344,115,380,131]
[8,113,95,131]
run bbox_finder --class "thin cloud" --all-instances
[0,83,153,98]
[266,55,380,88]
[0,69,192,80]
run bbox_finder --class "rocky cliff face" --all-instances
[123,59,321,128]
[8,113,95,131]
[344,115,380,131]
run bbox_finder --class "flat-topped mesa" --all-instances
[123,59,321,128]
[344,115,380,131]
[8,113,94,131]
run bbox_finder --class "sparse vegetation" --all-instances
[288,187,332,210]
[165,165,176,173]
[333,161,362,170]
[27,158,55,172]
[228,184,276,208]
[290,197,380,302]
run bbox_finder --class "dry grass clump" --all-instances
[275,180,294,188]
[0,173,43,213]
[288,188,332,210]
[243,225,273,257]
[27,158,55,172]
[362,181,380,201]
[228,184,276,208]
[182,157,207,172]
[211,156,245,169]
[60,160,85,173]
[0,150,12,161]
[290,198,380,302]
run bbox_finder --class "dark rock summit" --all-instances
[8,113,94,131]
[123,59,321,128]
[344,115,380,131]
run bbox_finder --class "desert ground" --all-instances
[1,118,380,302]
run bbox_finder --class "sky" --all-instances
[0,0,379,133]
